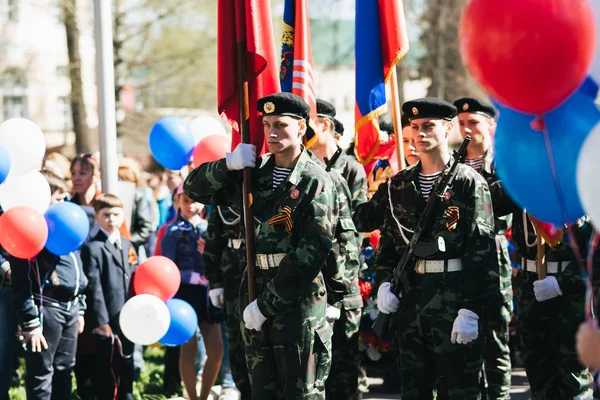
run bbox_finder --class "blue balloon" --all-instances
[494,88,600,225]
[44,202,90,255]
[159,298,198,347]
[149,117,195,170]
[0,143,10,184]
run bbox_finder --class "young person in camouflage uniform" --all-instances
[309,98,364,399]
[499,207,594,399]
[353,97,497,399]
[453,97,513,400]
[184,92,337,399]
[204,205,250,399]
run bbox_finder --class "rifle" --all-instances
[324,147,343,172]
[372,136,471,337]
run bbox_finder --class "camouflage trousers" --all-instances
[242,317,332,399]
[223,275,251,400]
[480,301,512,400]
[517,271,593,399]
[393,275,484,400]
[240,274,333,399]
[325,307,362,400]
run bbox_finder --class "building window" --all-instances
[57,96,72,132]
[7,0,18,22]
[56,66,69,78]
[3,96,27,120]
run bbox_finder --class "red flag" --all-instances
[217,0,280,154]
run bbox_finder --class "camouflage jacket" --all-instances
[310,152,362,310]
[184,149,337,319]
[331,151,368,211]
[511,211,596,296]
[204,206,244,289]
[353,160,496,315]
[468,150,513,303]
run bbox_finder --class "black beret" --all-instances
[316,99,336,119]
[258,92,310,120]
[333,118,344,134]
[401,113,411,128]
[453,97,497,119]
[379,120,394,135]
[402,97,457,121]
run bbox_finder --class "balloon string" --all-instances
[584,232,599,320]
[541,121,592,308]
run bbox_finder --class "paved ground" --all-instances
[362,368,531,399]
[170,368,531,399]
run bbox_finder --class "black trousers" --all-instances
[25,304,79,400]
[94,328,135,400]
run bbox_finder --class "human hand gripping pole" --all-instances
[225,143,256,171]
[372,136,471,337]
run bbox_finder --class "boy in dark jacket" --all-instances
[11,248,87,400]
[81,193,138,400]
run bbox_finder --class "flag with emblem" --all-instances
[279,0,318,147]
[355,0,410,164]
[218,0,280,154]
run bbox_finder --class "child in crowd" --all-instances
[10,172,87,399]
[81,194,138,400]
[155,183,223,400]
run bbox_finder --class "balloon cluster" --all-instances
[148,115,231,171]
[0,119,90,259]
[120,256,197,346]
[460,0,600,229]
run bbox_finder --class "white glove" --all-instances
[451,308,479,344]
[326,305,341,322]
[376,282,401,314]
[208,288,225,308]
[243,299,267,331]
[533,276,562,302]
[225,143,256,170]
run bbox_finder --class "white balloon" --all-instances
[119,294,170,345]
[0,118,45,178]
[577,123,600,230]
[190,116,227,144]
[0,170,51,213]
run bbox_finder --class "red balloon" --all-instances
[369,230,381,250]
[133,256,181,301]
[460,0,595,114]
[0,206,48,259]
[191,135,231,167]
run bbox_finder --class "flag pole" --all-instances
[389,67,406,170]
[536,235,546,280]
[235,0,257,302]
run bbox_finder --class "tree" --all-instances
[62,0,90,153]
[417,0,486,100]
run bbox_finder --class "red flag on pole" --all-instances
[217,0,280,154]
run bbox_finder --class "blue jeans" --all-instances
[0,286,17,400]
[220,324,235,389]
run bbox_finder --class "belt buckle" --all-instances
[415,259,425,275]
[257,254,269,270]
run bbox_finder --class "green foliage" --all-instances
[9,345,170,400]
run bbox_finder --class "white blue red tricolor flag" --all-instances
[279,0,318,147]
[355,0,409,164]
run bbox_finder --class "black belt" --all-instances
[34,294,78,312]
